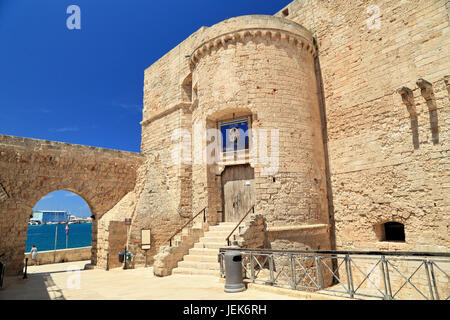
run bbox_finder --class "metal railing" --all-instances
[167,207,206,247]
[225,205,255,246]
[218,248,450,300]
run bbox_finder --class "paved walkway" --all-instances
[0,261,298,300]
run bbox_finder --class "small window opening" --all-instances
[383,222,405,242]
[282,8,289,17]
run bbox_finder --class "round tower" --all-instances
[189,15,331,252]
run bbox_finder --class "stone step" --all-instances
[168,222,237,277]
[208,225,236,231]
[194,242,227,249]
[188,248,220,256]
[183,254,219,263]
[198,236,229,243]
[216,222,236,226]
[172,267,220,276]
[204,231,232,237]
[177,260,220,270]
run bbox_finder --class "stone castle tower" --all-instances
[96,0,449,272]
[1,0,448,277]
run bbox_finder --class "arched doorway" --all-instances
[25,190,93,264]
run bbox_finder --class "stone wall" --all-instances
[277,0,450,253]
[153,220,206,276]
[0,135,144,275]
[24,247,91,266]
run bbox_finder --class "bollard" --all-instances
[23,258,28,279]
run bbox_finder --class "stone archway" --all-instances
[0,135,144,275]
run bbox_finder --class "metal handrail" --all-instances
[218,247,450,300]
[225,205,255,246]
[168,207,206,247]
[219,247,450,258]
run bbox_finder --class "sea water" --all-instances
[25,223,92,252]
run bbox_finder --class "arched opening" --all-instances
[26,190,93,264]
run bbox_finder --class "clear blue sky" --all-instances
[0,0,291,152]
[1,0,291,215]
[33,190,91,218]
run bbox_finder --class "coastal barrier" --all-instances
[24,246,91,265]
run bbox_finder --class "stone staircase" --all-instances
[172,222,236,276]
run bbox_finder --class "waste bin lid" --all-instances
[118,251,124,255]
[224,251,242,257]
[126,252,131,256]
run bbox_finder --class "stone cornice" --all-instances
[266,224,329,233]
[190,27,316,69]
[0,134,144,158]
[140,102,192,126]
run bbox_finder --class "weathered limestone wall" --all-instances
[0,135,144,275]
[277,0,450,252]
[127,29,210,268]
[96,193,134,269]
[24,247,91,266]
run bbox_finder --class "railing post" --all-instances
[429,261,440,300]
[250,252,255,282]
[380,256,389,300]
[344,254,354,298]
[384,256,393,300]
[290,254,296,290]
[315,255,324,290]
[424,260,435,300]
[269,254,275,285]
[23,258,28,279]
[380,255,393,300]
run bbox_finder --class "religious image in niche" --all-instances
[220,118,249,153]
[228,127,240,143]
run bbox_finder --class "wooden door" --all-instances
[221,165,255,222]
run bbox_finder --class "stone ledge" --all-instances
[266,224,329,233]
[219,278,353,300]
[0,134,144,158]
[24,246,92,266]
[140,102,192,126]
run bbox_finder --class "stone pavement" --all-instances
[0,260,299,300]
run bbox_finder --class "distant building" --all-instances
[28,219,41,225]
[32,210,68,224]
